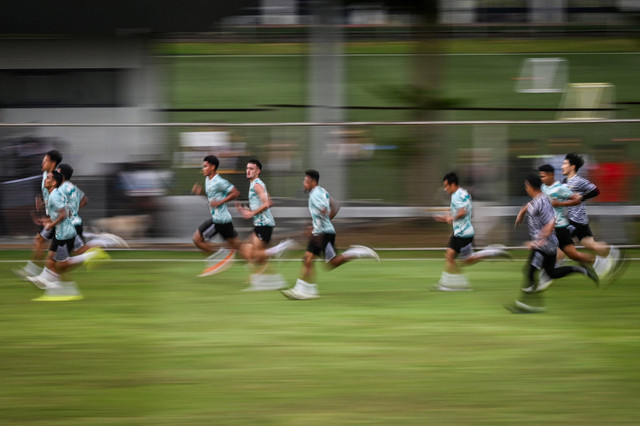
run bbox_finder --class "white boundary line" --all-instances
[157,52,640,58]
[1,258,638,263]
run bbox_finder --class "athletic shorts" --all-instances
[253,226,273,244]
[555,226,574,250]
[568,220,593,241]
[198,219,238,241]
[50,237,75,262]
[39,226,54,240]
[447,235,474,259]
[306,233,337,262]
[73,224,85,251]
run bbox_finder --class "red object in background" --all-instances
[591,162,636,202]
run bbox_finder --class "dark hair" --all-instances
[57,163,74,180]
[565,152,584,171]
[46,150,63,166]
[305,169,320,183]
[443,172,459,186]
[538,164,555,173]
[248,159,262,170]
[525,174,542,190]
[203,155,219,169]
[51,171,63,187]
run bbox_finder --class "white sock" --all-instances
[67,251,99,266]
[474,248,502,259]
[39,267,59,282]
[25,261,41,276]
[265,243,283,257]
[265,240,290,257]
[439,271,452,285]
[87,237,115,248]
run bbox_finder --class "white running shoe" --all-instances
[431,283,472,292]
[515,299,546,313]
[281,288,319,300]
[27,275,55,290]
[268,238,298,259]
[536,270,553,292]
[344,245,381,262]
[199,249,236,277]
[96,232,129,248]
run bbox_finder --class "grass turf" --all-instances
[1,249,639,424]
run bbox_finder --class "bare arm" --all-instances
[45,208,67,230]
[514,203,529,227]
[237,182,272,220]
[328,197,340,220]
[210,186,240,208]
[551,193,581,207]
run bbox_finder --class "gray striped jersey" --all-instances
[526,193,558,255]
[563,175,596,225]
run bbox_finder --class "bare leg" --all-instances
[300,251,316,283]
[193,230,221,254]
[580,236,610,257]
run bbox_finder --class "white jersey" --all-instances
[248,178,275,227]
[308,186,335,235]
[59,181,84,226]
[205,174,234,224]
[450,187,474,238]
[541,181,574,228]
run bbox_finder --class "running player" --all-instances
[560,152,623,276]
[192,155,242,277]
[14,150,63,280]
[433,172,511,291]
[281,169,380,300]
[236,159,296,290]
[507,174,599,313]
[536,164,610,291]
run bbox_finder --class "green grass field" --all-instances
[2,249,639,424]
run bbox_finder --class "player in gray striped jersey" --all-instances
[558,152,623,277]
[536,164,610,291]
[508,175,598,313]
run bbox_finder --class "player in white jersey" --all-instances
[235,159,296,290]
[536,164,610,291]
[559,153,624,277]
[433,172,511,291]
[281,169,379,300]
[192,155,243,277]
[14,150,63,280]
[507,175,598,313]
[28,171,107,300]
[56,163,127,252]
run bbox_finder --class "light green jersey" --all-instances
[249,178,275,227]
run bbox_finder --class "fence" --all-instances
[1,119,639,244]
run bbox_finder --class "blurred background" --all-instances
[1,0,639,246]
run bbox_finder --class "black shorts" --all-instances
[50,236,75,262]
[306,233,337,262]
[447,235,474,259]
[555,226,574,249]
[198,219,238,241]
[254,226,273,244]
[568,220,593,241]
